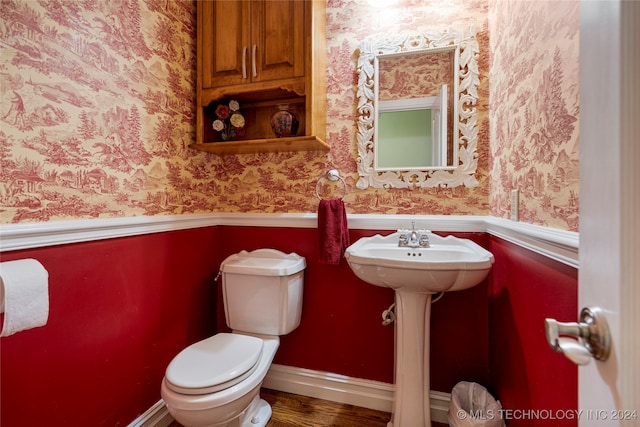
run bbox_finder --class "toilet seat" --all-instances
[165,333,263,395]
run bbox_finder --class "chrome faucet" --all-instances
[398,222,430,248]
[410,228,419,245]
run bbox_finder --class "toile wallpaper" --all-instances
[378,51,454,102]
[1,0,196,221]
[488,0,580,231]
[0,0,579,232]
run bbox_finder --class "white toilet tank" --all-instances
[220,249,306,336]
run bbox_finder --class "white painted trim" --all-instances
[263,363,451,424]
[378,96,438,112]
[214,212,317,228]
[485,217,579,268]
[216,212,488,232]
[263,363,394,412]
[430,391,453,425]
[0,213,220,252]
[0,213,577,268]
[127,399,172,427]
[348,214,487,233]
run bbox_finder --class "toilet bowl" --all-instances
[161,334,279,427]
[161,249,305,427]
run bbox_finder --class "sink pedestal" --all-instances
[389,290,432,427]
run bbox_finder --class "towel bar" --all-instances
[315,169,347,200]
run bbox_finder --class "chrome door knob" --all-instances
[544,306,611,365]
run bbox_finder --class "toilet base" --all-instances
[168,392,273,427]
[239,395,272,427]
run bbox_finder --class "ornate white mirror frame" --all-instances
[355,28,479,189]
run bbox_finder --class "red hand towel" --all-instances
[318,198,350,265]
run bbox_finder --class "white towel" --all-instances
[0,259,49,337]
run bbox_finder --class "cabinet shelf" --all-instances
[194,1,326,156]
[190,135,329,155]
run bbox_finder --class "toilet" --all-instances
[161,249,305,427]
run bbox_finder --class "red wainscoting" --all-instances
[488,235,578,426]
[1,226,577,427]
[0,228,220,427]
[215,227,491,390]
[214,226,396,383]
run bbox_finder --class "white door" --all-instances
[579,1,639,425]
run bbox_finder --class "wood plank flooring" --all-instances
[169,388,448,426]
[261,388,391,427]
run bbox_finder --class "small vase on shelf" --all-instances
[270,104,299,138]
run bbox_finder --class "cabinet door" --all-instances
[250,0,305,83]
[200,1,251,88]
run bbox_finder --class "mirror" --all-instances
[376,47,455,170]
[356,29,479,189]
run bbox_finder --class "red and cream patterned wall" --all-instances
[488,0,580,231]
[1,0,196,222]
[323,0,490,215]
[1,0,579,231]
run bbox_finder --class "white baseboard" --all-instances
[262,363,394,412]
[128,399,173,427]
[263,363,451,424]
[131,364,452,426]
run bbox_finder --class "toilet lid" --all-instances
[165,333,263,395]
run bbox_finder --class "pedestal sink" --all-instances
[344,231,494,427]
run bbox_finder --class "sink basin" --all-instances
[344,232,494,292]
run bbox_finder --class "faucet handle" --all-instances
[397,230,409,247]
[418,233,430,247]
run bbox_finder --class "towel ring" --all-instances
[315,169,347,200]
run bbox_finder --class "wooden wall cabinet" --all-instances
[193,0,328,155]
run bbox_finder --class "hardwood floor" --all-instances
[261,388,391,427]
[169,388,449,426]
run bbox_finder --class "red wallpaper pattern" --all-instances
[488,0,580,231]
[1,0,579,231]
